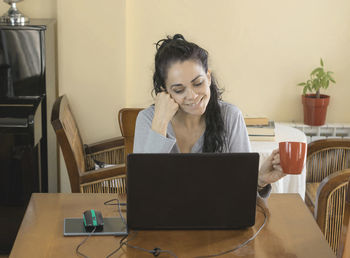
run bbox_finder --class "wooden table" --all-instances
[10,193,335,258]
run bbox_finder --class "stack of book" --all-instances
[244,116,276,141]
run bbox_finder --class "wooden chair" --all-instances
[305,138,350,254]
[337,177,350,258]
[118,108,143,163]
[51,95,126,193]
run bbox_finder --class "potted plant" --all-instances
[297,58,336,126]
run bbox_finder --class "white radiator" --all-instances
[278,122,350,143]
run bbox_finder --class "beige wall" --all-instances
[56,0,126,143]
[126,0,350,123]
[1,0,350,192]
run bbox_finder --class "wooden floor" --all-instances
[0,255,9,258]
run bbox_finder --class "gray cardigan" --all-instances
[134,101,250,153]
[133,101,271,197]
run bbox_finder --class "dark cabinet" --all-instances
[0,19,57,254]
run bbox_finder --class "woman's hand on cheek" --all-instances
[152,92,179,136]
[258,149,286,187]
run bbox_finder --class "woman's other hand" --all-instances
[258,149,286,187]
[152,92,179,136]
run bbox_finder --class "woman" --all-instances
[133,34,285,197]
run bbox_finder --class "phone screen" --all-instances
[64,217,127,236]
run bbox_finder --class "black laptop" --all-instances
[127,153,259,230]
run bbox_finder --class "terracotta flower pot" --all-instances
[301,94,330,126]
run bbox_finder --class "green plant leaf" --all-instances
[297,58,335,94]
[311,67,322,76]
[322,79,328,89]
[311,81,316,91]
[306,80,312,88]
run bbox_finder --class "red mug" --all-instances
[279,141,307,174]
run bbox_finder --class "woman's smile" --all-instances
[184,96,204,107]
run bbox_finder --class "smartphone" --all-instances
[63,217,128,236]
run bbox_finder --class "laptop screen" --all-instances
[127,153,259,230]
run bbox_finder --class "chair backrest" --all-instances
[306,139,350,183]
[338,177,350,258]
[118,108,143,162]
[51,95,86,193]
[315,169,350,254]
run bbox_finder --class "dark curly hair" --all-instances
[152,34,225,152]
